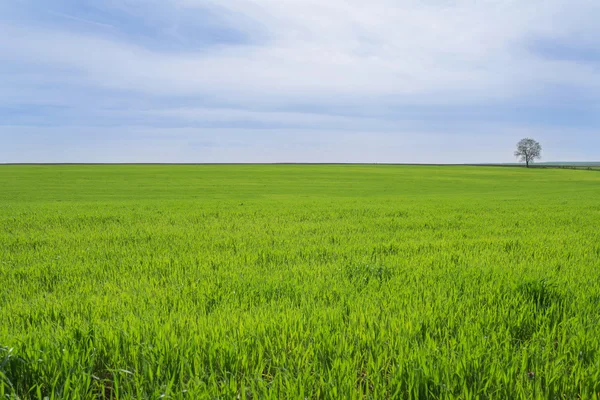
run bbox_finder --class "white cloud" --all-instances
[2,0,600,103]
[1,0,600,162]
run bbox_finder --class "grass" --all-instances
[1,165,600,399]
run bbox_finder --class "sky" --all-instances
[1,0,599,163]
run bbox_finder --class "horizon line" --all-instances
[1,162,599,167]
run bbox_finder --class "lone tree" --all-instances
[514,138,542,168]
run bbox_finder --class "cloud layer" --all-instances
[1,0,599,162]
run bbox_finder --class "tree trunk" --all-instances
[526,160,529,168]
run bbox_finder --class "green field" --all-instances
[1,165,600,399]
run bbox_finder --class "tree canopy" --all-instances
[515,138,542,168]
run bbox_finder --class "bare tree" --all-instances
[514,138,542,168]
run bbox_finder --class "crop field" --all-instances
[1,165,600,399]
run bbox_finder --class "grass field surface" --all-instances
[1,165,600,399]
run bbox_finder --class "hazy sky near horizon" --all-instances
[1,0,599,163]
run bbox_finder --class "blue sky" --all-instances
[1,0,599,163]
